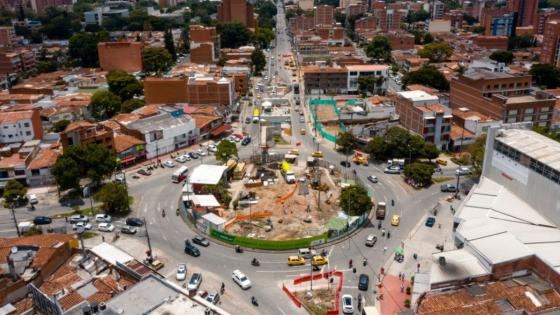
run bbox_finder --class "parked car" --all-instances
[69,215,89,224]
[163,160,175,168]
[176,263,187,281]
[367,175,378,183]
[197,149,207,156]
[425,217,436,228]
[245,117,252,124]
[365,234,377,247]
[137,169,151,176]
[187,273,202,290]
[150,260,165,270]
[384,166,401,174]
[311,255,328,266]
[299,116,305,123]
[184,240,201,257]
[457,166,472,175]
[98,223,115,232]
[232,270,252,289]
[440,184,457,192]
[189,152,199,159]
[358,274,369,290]
[206,293,220,305]
[207,145,217,153]
[33,216,52,225]
[342,294,354,314]
[192,236,210,247]
[175,155,188,163]
[126,217,144,227]
[241,137,251,146]
[121,225,137,234]
[28,194,38,205]
[72,221,92,230]
[95,214,112,223]
[340,161,351,168]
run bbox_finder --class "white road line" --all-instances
[256,268,309,273]
[343,286,359,289]
[276,306,288,315]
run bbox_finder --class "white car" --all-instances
[367,175,378,183]
[95,214,112,223]
[384,166,401,174]
[342,294,354,314]
[197,149,207,156]
[72,221,92,231]
[163,160,175,168]
[176,263,187,281]
[28,194,38,205]
[457,166,472,175]
[69,215,89,224]
[188,273,202,291]
[175,155,188,163]
[207,145,217,153]
[98,223,115,232]
[232,270,251,290]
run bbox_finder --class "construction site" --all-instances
[224,156,347,241]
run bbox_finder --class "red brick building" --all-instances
[481,7,510,36]
[0,49,35,76]
[385,31,415,50]
[314,4,335,26]
[345,3,368,17]
[30,0,72,13]
[540,19,560,66]
[508,0,538,27]
[217,0,257,28]
[98,41,143,73]
[289,15,315,33]
[537,10,560,34]
[189,25,220,64]
[0,26,16,48]
[144,76,235,107]
[355,16,377,31]
[60,121,114,150]
[472,36,509,50]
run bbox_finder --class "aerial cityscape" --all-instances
[0,0,559,314]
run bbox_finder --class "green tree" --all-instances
[164,29,177,60]
[83,144,117,184]
[94,182,130,215]
[256,0,277,28]
[52,156,81,191]
[335,131,357,153]
[90,90,122,120]
[403,163,434,187]
[3,180,27,205]
[423,33,433,44]
[466,134,486,177]
[253,27,275,48]
[410,9,430,22]
[508,35,535,50]
[533,126,560,142]
[217,21,251,48]
[201,181,231,206]
[365,35,392,62]
[418,42,453,62]
[462,13,477,25]
[357,75,376,96]
[339,185,373,216]
[364,127,434,161]
[121,99,145,113]
[364,135,384,158]
[422,143,440,161]
[106,70,143,101]
[472,26,485,34]
[529,64,560,89]
[142,47,173,74]
[215,140,238,162]
[51,119,70,132]
[489,50,514,64]
[402,65,450,91]
[68,31,109,67]
[251,48,266,75]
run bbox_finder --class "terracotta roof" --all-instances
[450,124,475,140]
[113,134,145,153]
[99,120,122,130]
[192,114,221,129]
[0,234,74,248]
[345,64,389,71]
[134,104,160,118]
[111,113,141,125]
[2,104,37,111]
[54,93,91,108]
[40,106,80,118]
[302,66,347,74]
[416,104,450,113]
[452,108,493,121]
[27,149,59,170]
[63,120,95,133]
[0,154,26,169]
[0,110,34,124]
[0,93,44,102]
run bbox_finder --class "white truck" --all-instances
[281,161,296,184]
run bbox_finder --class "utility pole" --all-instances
[143,217,153,261]
[11,199,20,237]
[455,170,461,199]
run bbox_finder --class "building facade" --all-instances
[217,0,257,28]
[314,4,335,26]
[98,41,143,73]
[0,26,16,48]
[0,110,43,144]
[189,25,220,64]
[302,66,348,94]
[540,19,560,66]
[144,76,235,107]
[346,64,389,94]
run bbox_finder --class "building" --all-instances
[395,90,452,149]
[472,36,509,50]
[537,9,560,34]
[428,19,451,33]
[450,69,556,127]
[314,4,335,26]
[302,66,348,94]
[345,3,368,17]
[346,64,389,95]
[372,3,402,31]
[443,10,464,29]
[60,121,114,150]
[508,0,538,27]
[98,41,143,73]
[298,0,313,10]
[217,0,257,28]
[125,107,197,159]
[113,133,146,167]
[29,0,71,13]
[481,7,515,36]
[25,148,59,187]
[0,26,16,48]
[431,0,444,20]
[0,49,36,78]
[84,7,129,25]
[0,110,43,144]
[385,31,415,50]
[189,25,220,64]
[540,19,560,66]
[289,15,315,34]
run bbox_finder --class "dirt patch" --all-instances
[315,105,338,123]
[322,125,340,136]
[294,289,337,315]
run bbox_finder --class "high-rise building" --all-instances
[189,25,220,64]
[486,13,516,36]
[431,1,445,20]
[217,0,257,28]
[540,19,560,66]
[314,4,335,26]
[508,0,538,27]
[0,26,16,48]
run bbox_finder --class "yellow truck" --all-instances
[233,162,247,180]
[352,150,369,166]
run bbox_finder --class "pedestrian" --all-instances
[383,246,387,253]
[417,262,421,272]
[65,217,68,223]
[377,273,381,282]
[400,284,404,293]
[102,235,105,242]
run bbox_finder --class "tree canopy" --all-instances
[215,140,238,162]
[406,9,430,23]
[3,180,27,204]
[466,134,486,177]
[164,29,177,61]
[94,182,130,215]
[68,31,109,67]
[106,70,143,101]
[251,48,266,75]
[529,64,560,89]
[90,90,122,121]
[418,42,453,62]
[52,156,81,191]
[335,131,358,153]
[256,0,277,29]
[121,99,145,113]
[364,127,439,161]
[142,47,174,74]
[339,185,372,216]
[365,36,392,62]
[403,163,434,187]
[51,119,70,133]
[402,65,450,91]
[253,27,276,48]
[489,50,514,64]
[217,21,251,48]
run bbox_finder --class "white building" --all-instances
[0,110,42,144]
[346,64,390,95]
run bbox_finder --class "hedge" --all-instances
[210,229,328,250]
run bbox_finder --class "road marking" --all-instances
[343,286,359,289]
[276,306,288,315]
[256,268,309,273]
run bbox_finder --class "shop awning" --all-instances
[120,156,136,163]
[210,124,232,137]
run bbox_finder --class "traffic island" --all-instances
[282,271,343,315]
[294,289,336,315]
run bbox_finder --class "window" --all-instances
[494,84,499,89]
[25,131,31,136]
[8,134,12,138]
[508,109,518,115]
[31,169,40,176]
[540,107,550,112]
[540,114,549,120]
[14,169,25,176]
[523,116,532,122]
[524,108,534,114]
[23,122,29,127]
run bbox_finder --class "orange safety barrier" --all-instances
[224,212,273,228]
[290,270,344,315]
[282,283,302,308]
[275,182,299,204]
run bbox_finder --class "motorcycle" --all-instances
[235,245,243,253]
[220,282,225,294]
[162,209,166,217]
[176,208,180,216]
[251,258,260,267]
[321,249,328,257]
[251,296,258,306]
[387,231,391,239]
[363,258,368,266]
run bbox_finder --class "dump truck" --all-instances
[281,160,296,184]
[352,150,369,166]
[376,201,386,220]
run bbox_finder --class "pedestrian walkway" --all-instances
[378,275,411,315]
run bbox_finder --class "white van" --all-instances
[28,194,38,205]
[298,248,317,259]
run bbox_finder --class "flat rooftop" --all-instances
[127,112,193,134]
[463,69,525,80]
[496,128,560,172]
[397,90,439,102]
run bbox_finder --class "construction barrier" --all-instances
[209,229,328,250]
[282,283,301,308]
[288,270,344,315]
[274,182,299,204]
[223,212,273,228]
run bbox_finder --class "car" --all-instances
[206,293,220,305]
[425,216,436,227]
[115,173,125,183]
[207,145,217,153]
[245,117,251,124]
[197,149,207,156]
[126,217,144,227]
[175,264,189,282]
[189,152,199,159]
[391,214,400,226]
[232,270,252,289]
[436,158,447,166]
[434,165,442,173]
[311,151,323,158]
[69,215,89,224]
[340,161,351,168]
[241,137,251,146]
[299,116,305,123]
[287,256,306,266]
[365,234,377,247]
[28,194,38,205]
[163,160,175,168]
[358,274,369,290]
[311,255,328,266]
[137,169,151,176]
[440,184,457,192]
[95,214,112,223]
[457,166,472,175]
[384,166,401,174]
[192,236,210,247]
[150,260,165,270]
[188,273,202,290]
[175,155,188,163]
[342,294,354,314]
[367,175,378,183]
[33,216,52,225]
[184,240,201,257]
[72,221,92,230]
[182,154,191,161]
[121,225,138,234]
[98,222,115,232]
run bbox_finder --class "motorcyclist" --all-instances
[176,208,179,216]
[162,209,166,217]
[349,259,353,268]
[251,296,258,305]
[252,258,259,265]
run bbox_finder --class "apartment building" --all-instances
[98,41,143,73]
[288,15,315,34]
[431,0,444,20]
[0,26,16,48]
[354,16,377,31]
[540,19,560,66]
[372,3,402,31]
[302,66,348,94]
[450,69,556,127]
[0,110,43,144]
[472,36,509,50]
[189,25,220,64]
[395,90,452,149]
[0,48,36,77]
[345,3,368,17]
[217,0,257,28]
[84,7,129,25]
[60,120,114,150]
[314,4,335,26]
[508,0,538,27]
[537,9,560,34]
[481,7,515,36]
[346,64,389,95]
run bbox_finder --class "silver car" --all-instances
[187,273,202,291]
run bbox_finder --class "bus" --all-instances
[172,166,189,183]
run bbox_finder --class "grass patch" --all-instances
[82,231,97,239]
[52,206,103,219]
[432,176,454,183]
[273,134,289,144]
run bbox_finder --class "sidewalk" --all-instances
[378,275,411,315]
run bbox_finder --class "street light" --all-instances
[455,169,461,199]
